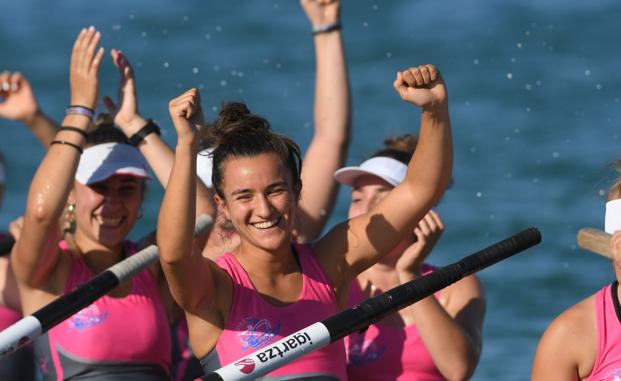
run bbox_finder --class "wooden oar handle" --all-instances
[577,228,612,259]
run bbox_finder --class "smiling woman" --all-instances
[9,27,212,381]
[158,61,454,379]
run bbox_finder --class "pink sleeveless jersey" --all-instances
[345,264,445,381]
[586,281,621,381]
[34,241,171,381]
[205,244,347,380]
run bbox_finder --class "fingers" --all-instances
[103,96,116,113]
[399,64,438,88]
[0,71,25,95]
[169,88,202,120]
[9,216,24,241]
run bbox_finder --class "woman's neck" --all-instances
[69,231,124,274]
[235,240,298,277]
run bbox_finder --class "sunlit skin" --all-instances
[215,153,300,259]
[70,175,144,256]
[348,174,412,262]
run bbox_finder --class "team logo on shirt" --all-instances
[348,337,386,366]
[69,305,109,330]
[236,318,281,350]
[603,368,621,381]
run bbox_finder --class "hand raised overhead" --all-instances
[393,64,447,111]
[168,88,204,144]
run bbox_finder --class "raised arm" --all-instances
[296,0,351,242]
[157,89,225,313]
[393,210,485,380]
[0,71,58,146]
[103,50,214,224]
[12,27,103,290]
[317,65,453,291]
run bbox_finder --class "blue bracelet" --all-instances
[66,105,95,120]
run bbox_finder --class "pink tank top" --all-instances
[0,307,20,330]
[586,281,621,381]
[206,244,347,380]
[345,264,445,381]
[34,240,171,380]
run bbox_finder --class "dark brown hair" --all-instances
[371,134,418,164]
[202,102,302,198]
[86,113,131,146]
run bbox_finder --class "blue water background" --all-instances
[1,0,621,379]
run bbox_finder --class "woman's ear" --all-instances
[67,188,77,206]
[214,194,230,220]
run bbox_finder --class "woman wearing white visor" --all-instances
[334,135,485,381]
[11,27,211,380]
[532,171,621,380]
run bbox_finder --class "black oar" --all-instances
[204,227,541,381]
[0,214,213,358]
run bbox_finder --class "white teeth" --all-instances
[96,216,123,226]
[252,218,279,229]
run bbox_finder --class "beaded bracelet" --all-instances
[312,22,342,35]
[58,126,88,139]
[66,105,95,120]
[50,140,83,154]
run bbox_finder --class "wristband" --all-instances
[66,105,95,120]
[50,140,84,154]
[58,126,88,139]
[128,119,161,147]
[312,22,342,35]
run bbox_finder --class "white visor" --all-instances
[75,143,150,185]
[334,156,407,187]
[196,148,214,188]
[605,199,621,234]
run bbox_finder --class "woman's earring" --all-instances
[63,203,76,235]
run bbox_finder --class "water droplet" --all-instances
[372,4,379,11]
[363,21,368,27]
[220,80,227,87]
[525,30,531,36]
[163,62,170,68]
[192,67,199,74]
[473,59,479,65]
[511,57,516,63]
[162,29,169,35]
[514,128,520,134]
[585,69,591,76]
[386,52,392,58]
[112,24,122,31]
[525,83,532,91]
[183,15,189,21]
[476,192,482,198]
[506,73,513,79]
[469,146,477,153]
[526,107,531,112]
[599,189,606,196]
[304,122,311,129]
[536,80,542,86]
[205,34,212,40]
[213,65,220,71]
[237,72,244,78]
[517,42,523,48]
[552,152,560,159]
[129,14,135,20]
[141,31,147,37]
[198,83,205,90]
[596,84,602,90]
[276,63,282,69]
[216,25,222,32]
